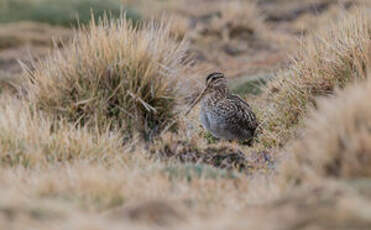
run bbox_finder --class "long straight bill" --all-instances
[184,87,208,116]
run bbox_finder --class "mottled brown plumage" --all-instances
[186,72,258,143]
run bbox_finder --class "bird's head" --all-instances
[185,72,227,115]
[205,72,227,91]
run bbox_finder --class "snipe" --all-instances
[186,72,258,143]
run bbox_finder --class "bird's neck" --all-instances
[202,88,229,105]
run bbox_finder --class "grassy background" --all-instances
[0,0,141,26]
[0,0,371,229]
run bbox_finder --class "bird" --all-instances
[185,72,258,144]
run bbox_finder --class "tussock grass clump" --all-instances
[280,79,371,186]
[244,182,371,230]
[183,0,268,48]
[259,12,370,147]
[203,1,265,41]
[0,98,123,168]
[27,17,189,140]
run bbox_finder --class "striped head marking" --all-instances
[206,72,224,85]
[185,72,226,115]
[205,72,226,89]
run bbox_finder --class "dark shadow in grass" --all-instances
[153,140,274,175]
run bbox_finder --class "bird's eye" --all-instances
[206,72,224,84]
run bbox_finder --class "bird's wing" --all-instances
[228,94,251,109]
[225,94,258,130]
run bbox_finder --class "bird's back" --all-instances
[226,94,258,132]
[201,93,258,141]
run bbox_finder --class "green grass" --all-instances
[163,163,239,182]
[203,131,219,144]
[0,0,141,27]
[230,74,272,96]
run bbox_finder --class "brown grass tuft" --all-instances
[0,98,124,168]
[199,1,265,42]
[27,16,189,140]
[259,11,370,147]
[242,182,371,229]
[280,76,371,186]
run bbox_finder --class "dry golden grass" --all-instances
[2,165,371,229]
[0,161,252,211]
[258,11,370,148]
[280,74,371,186]
[0,97,124,168]
[27,16,189,140]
